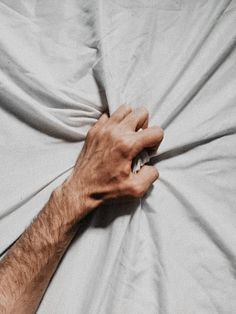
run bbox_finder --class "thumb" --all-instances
[130,165,159,198]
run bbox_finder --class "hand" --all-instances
[57,105,164,219]
[0,105,164,313]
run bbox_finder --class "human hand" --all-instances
[57,105,164,219]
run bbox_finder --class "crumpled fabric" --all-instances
[1,0,236,313]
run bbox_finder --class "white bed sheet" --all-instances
[0,0,236,313]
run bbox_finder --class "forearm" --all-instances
[0,182,85,314]
[0,105,163,313]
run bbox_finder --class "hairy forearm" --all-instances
[0,183,85,314]
[0,105,163,313]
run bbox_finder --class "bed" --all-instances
[0,0,236,313]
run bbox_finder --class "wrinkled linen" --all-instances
[1,0,236,313]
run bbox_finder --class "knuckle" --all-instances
[119,137,132,152]
[119,136,129,147]
[98,124,114,140]
[128,182,145,198]
[109,127,120,141]
[120,163,131,177]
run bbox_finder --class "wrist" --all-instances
[52,176,98,225]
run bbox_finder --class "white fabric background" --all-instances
[0,0,236,313]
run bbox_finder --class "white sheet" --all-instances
[1,0,236,313]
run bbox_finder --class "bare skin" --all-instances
[0,105,164,313]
